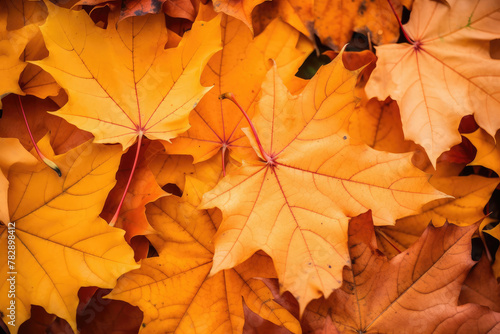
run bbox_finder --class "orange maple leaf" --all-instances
[0,138,37,225]
[200,55,445,311]
[253,0,409,50]
[465,128,500,176]
[365,0,500,166]
[101,140,167,241]
[212,0,266,32]
[109,176,301,333]
[0,138,139,332]
[3,0,61,100]
[0,0,39,107]
[166,15,311,172]
[375,174,498,258]
[303,213,500,333]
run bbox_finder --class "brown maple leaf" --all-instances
[459,254,500,313]
[302,212,500,333]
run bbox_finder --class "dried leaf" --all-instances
[303,213,500,333]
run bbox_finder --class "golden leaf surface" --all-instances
[376,174,498,258]
[34,2,222,149]
[109,176,300,333]
[0,138,37,225]
[200,55,445,311]
[0,139,139,332]
[365,0,500,165]
[465,128,500,175]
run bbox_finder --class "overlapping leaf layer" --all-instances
[1,0,500,333]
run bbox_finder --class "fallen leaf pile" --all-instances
[1,0,500,333]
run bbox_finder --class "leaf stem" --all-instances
[221,144,227,176]
[109,133,143,227]
[386,0,414,44]
[219,92,272,163]
[18,95,61,177]
[375,229,402,254]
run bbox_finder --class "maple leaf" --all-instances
[166,15,312,170]
[349,97,418,154]
[200,55,445,311]
[34,1,221,150]
[0,0,39,107]
[459,254,500,313]
[251,0,309,38]
[313,0,405,50]
[465,128,500,175]
[483,223,500,279]
[242,278,301,333]
[365,0,500,166]
[100,139,167,241]
[163,0,199,21]
[108,176,301,333]
[302,212,500,333]
[116,0,167,21]
[74,0,179,22]
[255,0,408,50]
[0,138,139,332]
[0,95,93,155]
[0,138,37,225]
[2,0,47,30]
[375,174,498,258]
[149,153,195,191]
[2,0,61,100]
[19,31,61,100]
[212,0,266,32]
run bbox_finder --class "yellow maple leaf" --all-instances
[376,174,498,258]
[0,138,37,225]
[33,1,221,150]
[0,0,39,107]
[0,139,139,332]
